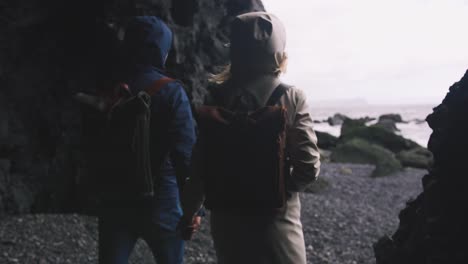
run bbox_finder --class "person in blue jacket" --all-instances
[98,16,199,264]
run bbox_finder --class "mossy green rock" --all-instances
[331,139,402,177]
[316,131,339,150]
[371,119,399,133]
[396,147,433,169]
[340,126,419,153]
[378,114,404,123]
[340,118,367,135]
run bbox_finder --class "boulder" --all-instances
[340,118,367,135]
[396,147,433,169]
[372,119,399,133]
[330,139,402,177]
[327,113,349,126]
[316,131,339,150]
[340,126,420,153]
[378,114,404,123]
[374,113,404,133]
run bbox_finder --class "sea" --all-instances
[309,104,438,147]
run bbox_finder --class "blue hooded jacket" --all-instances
[122,17,196,231]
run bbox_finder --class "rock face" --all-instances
[0,0,264,214]
[374,69,468,263]
[340,118,367,135]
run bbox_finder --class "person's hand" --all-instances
[191,216,202,233]
[178,215,202,241]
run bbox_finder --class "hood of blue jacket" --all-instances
[123,16,172,69]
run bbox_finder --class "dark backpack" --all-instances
[76,77,173,210]
[195,84,290,211]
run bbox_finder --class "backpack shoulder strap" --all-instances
[145,77,175,96]
[266,83,291,106]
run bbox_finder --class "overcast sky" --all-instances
[264,0,468,104]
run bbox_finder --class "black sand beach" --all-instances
[0,163,425,264]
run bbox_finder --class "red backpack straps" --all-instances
[145,77,175,96]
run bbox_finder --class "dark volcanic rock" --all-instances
[0,0,264,214]
[396,147,433,169]
[374,114,404,133]
[327,113,349,126]
[378,114,404,123]
[331,139,402,177]
[372,119,400,133]
[374,69,468,264]
[340,117,367,135]
[340,126,420,153]
[315,131,339,150]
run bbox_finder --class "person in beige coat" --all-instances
[179,11,321,264]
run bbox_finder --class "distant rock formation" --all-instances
[0,0,264,214]
[326,113,434,175]
[374,69,468,263]
[340,124,419,153]
[340,118,367,135]
[328,113,349,126]
[318,115,432,176]
[378,114,404,123]
[372,120,400,133]
[373,114,404,133]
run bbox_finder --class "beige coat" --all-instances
[182,74,320,264]
[216,74,321,192]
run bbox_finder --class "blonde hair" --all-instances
[209,52,288,84]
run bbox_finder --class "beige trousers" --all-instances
[210,192,306,264]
